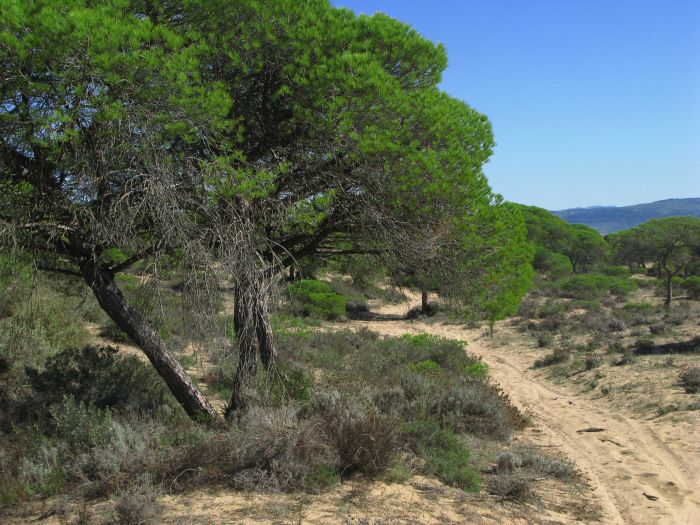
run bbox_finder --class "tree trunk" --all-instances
[226,272,278,418]
[664,274,672,308]
[81,259,218,421]
[255,292,276,370]
[421,289,429,314]
[226,284,258,418]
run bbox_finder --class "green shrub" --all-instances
[270,363,315,402]
[287,279,347,319]
[303,464,339,490]
[400,374,523,440]
[538,301,567,318]
[556,273,637,300]
[464,362,488,378]
[680,277,700,300]
[0,256,32,319]
[390,334,473,374]
[100,320,131,343]
[533,249,573,278]
[408,359,441,373]
[570,300,601,311]
[400,421,479,491]
[601,266,632,278]
[51,396,113,451]
[623,302,654,312]
[26,346,178,414]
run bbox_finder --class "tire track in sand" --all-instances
[348,313,699,525]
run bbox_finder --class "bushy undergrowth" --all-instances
[680,277,700,300]
[679,366,700,394]
[534,348,571,368]
[555,273,637,300]
[287,279,347,320]
[1,321,524,507]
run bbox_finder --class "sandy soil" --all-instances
[342,291,700,525]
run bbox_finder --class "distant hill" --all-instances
[551,198,700,234]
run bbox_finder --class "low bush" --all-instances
[320,395,397,477]
[679,367,700,394]
[51,396,113,452]
[601,266,632,278]
[400,421,479,491]
[633,338,656,355]
[607,318,626,332]
[623,302,654,313]
[487,473,532,501]
[532,249,573,279]
[25,346,177,413]
[570,299,601,311]
[538,315,564,332]
[534,348,571,368]
[518,448,575,480]
[464,362,488,378]
[536,333,553,348]
[516,298,539,319]
[680,277,700,300]
[113,475,161,525]
[287,279,347,320]
[400,374,524,440]
[538,301,568,318]
[649,323,667,335]
[556,273,637,300]
[408,359,441,374]
[584,355,601,370]
[614,348,637,366]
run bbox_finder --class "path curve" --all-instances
[347,306,699,525]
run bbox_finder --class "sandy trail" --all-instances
[346,294,699,525]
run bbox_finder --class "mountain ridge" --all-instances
[550,197,700,234]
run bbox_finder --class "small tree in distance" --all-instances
[610,217,700,307]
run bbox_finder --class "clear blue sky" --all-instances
[331,0,700,209]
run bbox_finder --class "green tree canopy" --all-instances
[515,205,607,274]
[609,217,700,306]
[2,0,535,419]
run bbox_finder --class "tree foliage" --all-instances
[2,0,534,418]
[516,205,607,274]
[609,217,700,305]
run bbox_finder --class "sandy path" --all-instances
[345,294,699,525]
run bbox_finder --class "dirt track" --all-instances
[348,296,699,525]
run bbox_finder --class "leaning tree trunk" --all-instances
[81,259,218,421]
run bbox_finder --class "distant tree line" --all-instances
[515,205,700,307]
